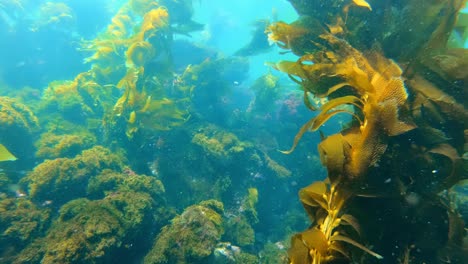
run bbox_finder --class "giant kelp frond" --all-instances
[137,6,169,41]
[125,41,155,67]
[276,34,417,263]
[274,1,467,263]
[277,34,414,169]
[291,180,383,263]
[265,21,310,50]
[280,95,363,154]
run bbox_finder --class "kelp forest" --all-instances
[0,0,467,264]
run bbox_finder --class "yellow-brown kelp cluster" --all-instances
[42,0,192,140]
[269,0,467,263]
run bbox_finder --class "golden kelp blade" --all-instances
[0,144,17,161]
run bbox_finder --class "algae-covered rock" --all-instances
[223,188,259,247]
[18,193,154,263]
[0,96,39,135]
[40,80,94,123]
[0,198,50,258]
[258,242,288,264]
[0,96,39,164]
[35,131,97,160]
[144,200,224,264]
[16,168,170,263]
[87,170,165,199]
[87,170,168,219]
[249,73,282,114]
[213,242,259,264]
[224,215,255,247]
[40,198,122,263]
[191,124,253,158]
[22,146,124,205]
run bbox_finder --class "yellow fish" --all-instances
[0,144,17,162]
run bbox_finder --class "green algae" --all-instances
[144,200,224,264]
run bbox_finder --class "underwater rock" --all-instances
[22,146,125,206]
[247,73,283,116]
[224,215,255,247]
[223,188,258,247]
[0,97,39,134]
[213,242,240,264]
[213,242,258,264]
[0,96,39,166]
[16,193,156,263]
[35,131,97,160]
[87,170,166,205]
[15,168,169,263]
[143,199,224,264]
[191,124,253,158]
[0,198,50,262]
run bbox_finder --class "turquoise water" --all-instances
[0,1,466,263]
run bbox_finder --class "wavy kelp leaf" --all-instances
[266,21,310,49]
[320,95,362,113]
[269,60,308,79]
[312,109,355,131]
[299,182,328,210]
[301,228,328,255]
[411,93,445,124]
[315,208,328,226]
[125,41,155,67]
[340,214,361,236]
[343,120,388,178]
[281,95,361,154]
[370,54,403,80]
[279,116,315,154]
[140,95,152,113]
[0,144,17,161]
[331,234,383,259]
[425,49,468,81]
[280,109,351,155]
[329,243,350,259]
[409,74,468,122]
[288,234,311,264]
[318,134,349,181]
[375,77,408,107]
[323,82,351,97]
[429,143,464,187]
[379,99,416,136]
[418,127,451,145]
